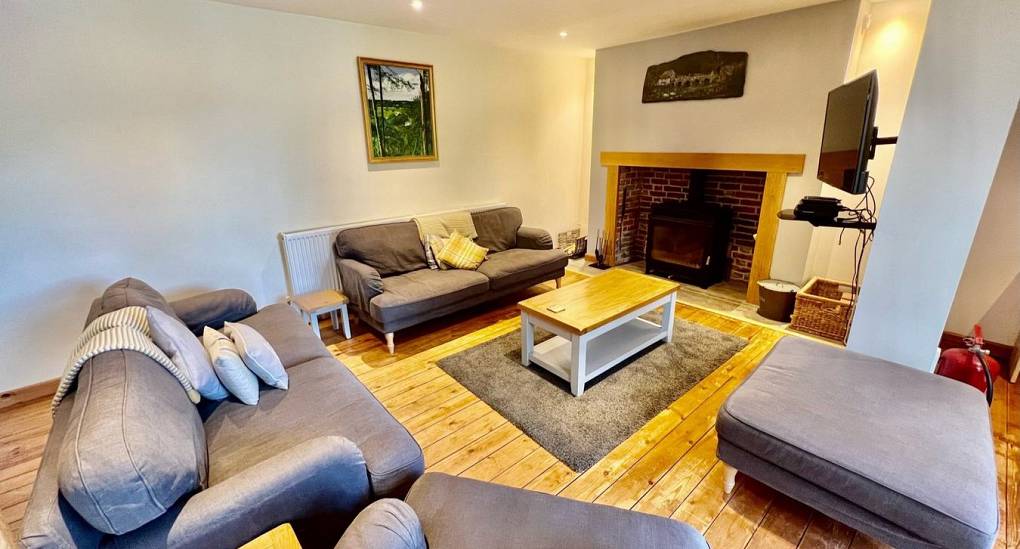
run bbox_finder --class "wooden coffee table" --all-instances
[518,270,680,396]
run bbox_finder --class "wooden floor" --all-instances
[2,270,1018,548]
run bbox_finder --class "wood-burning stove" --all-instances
[644,172,732,288]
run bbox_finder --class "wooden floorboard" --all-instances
[1,269,1018,548]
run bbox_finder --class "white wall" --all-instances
[587,0,860,282]
[804,0,929,281]
[944,109,1020,344]
[0,0,592,391]
[846,0,1020,369]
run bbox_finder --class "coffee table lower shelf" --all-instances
[530,317,664,383]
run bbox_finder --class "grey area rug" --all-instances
[436,317,748,471]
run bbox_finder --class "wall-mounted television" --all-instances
[817,71,879,195]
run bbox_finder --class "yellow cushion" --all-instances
[437,231,488,270]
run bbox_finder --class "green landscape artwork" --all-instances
[358,58,437,163]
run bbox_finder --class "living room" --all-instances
[1,1,1018,548]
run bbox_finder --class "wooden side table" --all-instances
[240,523,301,549]
[291,289,351,340]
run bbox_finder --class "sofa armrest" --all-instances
[170,289,257,334]
[516,227,553,250]
[157,436,371,549]
[338,259,384,311]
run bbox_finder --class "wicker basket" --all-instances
[789,277,857,343]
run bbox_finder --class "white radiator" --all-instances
[279,203,506,300]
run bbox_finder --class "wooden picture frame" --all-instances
[357,57,438,163]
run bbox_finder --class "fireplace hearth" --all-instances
[644,172,733,287]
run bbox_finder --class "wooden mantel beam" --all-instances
[600,151,805,174]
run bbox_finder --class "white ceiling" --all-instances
[211,0,837,56]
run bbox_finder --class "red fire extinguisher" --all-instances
[935,325,1001,405]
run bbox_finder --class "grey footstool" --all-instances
[336,472,708,549]
[717,337,998,549]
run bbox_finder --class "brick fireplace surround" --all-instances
[615,168,766,283]
[599,152,806,303]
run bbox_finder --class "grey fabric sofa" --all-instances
[335,207,567,353]
[717,336,999,549]
[336,473,709,549]
[20,278,424,549]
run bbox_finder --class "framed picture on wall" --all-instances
[357,57,438,163]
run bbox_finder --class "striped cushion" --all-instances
[436,231,488,270]
[426,234,450,270]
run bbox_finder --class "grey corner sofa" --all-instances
[20,278,424,549]
[717,336,999,549]
[336,473,709,549]
[334,206,568,353]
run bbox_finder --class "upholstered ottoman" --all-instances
[717,337,998,549]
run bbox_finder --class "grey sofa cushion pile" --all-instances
[57,350,208,535]
[718,337,999,549]
[335,221,429,277]
[58,278,209,536]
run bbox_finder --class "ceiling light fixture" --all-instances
[559,31,568,38]
[411,0,423,11]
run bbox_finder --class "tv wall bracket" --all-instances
[778,128,898,230]
[869,127,898,159]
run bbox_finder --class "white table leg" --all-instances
[310,313,321,339]
[570,333,588,396]
[330,309,339,331]
[520,311,534,366]
[663,291,677,344]
[340,304,351,340]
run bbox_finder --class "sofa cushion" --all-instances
[57,350,207,535]
[87,277,178,325]
[204,327,260,406]
[476,248,568,290]
[202,356,424,498]
[435,231,487,270]
[170,289,257,334]
[335,221,428,277]
[370,269,490,324]
[147,306,228,401]
[405,473,708,549]
[472,207,523,253]
[717,337,998,549]
[239,303,332,368]
[335,499,426,549]
[224,321,288,390]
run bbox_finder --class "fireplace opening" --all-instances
[645,171,733,288]
[614,167,766,287]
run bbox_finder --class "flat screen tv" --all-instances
[817,71,878,195]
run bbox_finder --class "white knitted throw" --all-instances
[52,306,201,413]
